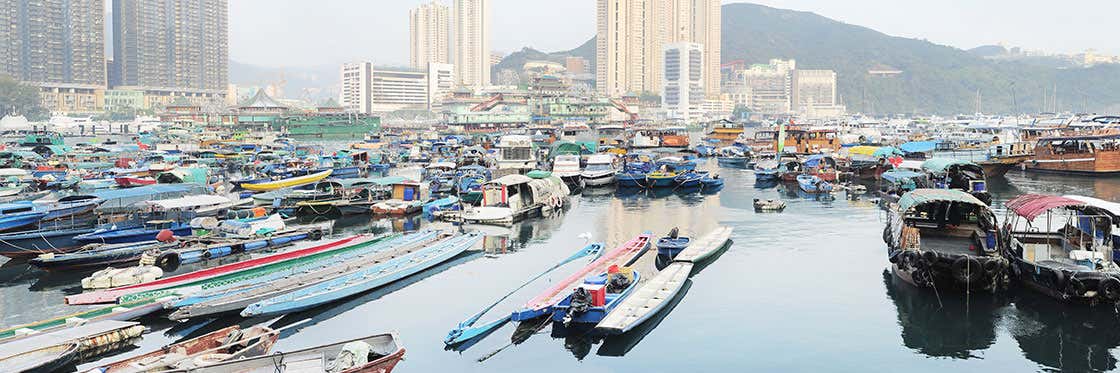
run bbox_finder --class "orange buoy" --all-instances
[156,229,176,242]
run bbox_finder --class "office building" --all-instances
[0,0,106,112]
[661,43,704,121]
[112,0,228,104]
[565,57,588,75]
[409,1,450,69]
[741,59,795,115]
[453,0,491,88]
[792,69,845,118]
[339,62,452,113]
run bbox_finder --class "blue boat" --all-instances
[74,220,193,244]
[797,174,834,193]
[550,270,642,325]
[645,171,678,188]
[674,171,703,188]
[0,225,97,258]
[241,232,483,317]
[656,228,691,258]
[0,203,47,232]
[693,144,716,157]
[716,146,751,168]
[616,172,647,188]
[423,196,460,216]
[700,172,724,188]
[40,195,101,221]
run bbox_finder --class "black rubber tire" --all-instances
[156,252,181,272]
[309,229,323,241]
[952,256,983,283]
[1067,277,1088,296]
[1100,277,1120,301]
[921,251,938,266]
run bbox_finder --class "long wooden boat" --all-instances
[0,341,78,373]
[511,233,651,321]
[65,234,375,304]
[550,270,642,325]
[240,169,333,192]
[74,220,193,245]
[1025,133,1120,175]
[0,320,144,367]
[241,232,482,317]
[0,225,98,258]
[168,231,440,320]
[155,229,319,271]
[597,261,692,334]
[181,332,404,373]
[672,226,732,263]
[30,241,178,271]
[91,324,279,372]
[0,297,171,343]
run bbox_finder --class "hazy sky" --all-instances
[228,0,1119,68]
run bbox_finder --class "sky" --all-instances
[228,0,1120,68]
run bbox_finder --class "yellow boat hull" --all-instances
[240,170,333,192]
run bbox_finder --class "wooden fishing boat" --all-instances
[644,171,677,188]
[550,269,641,325]
[181,332,404,373]
[240,169,333,191]
[154,229,320,271]
[168,231,439,320]
[655,228,690,258]
[241,232,482,317]
[597,261,692,335]
[511,233,651,321]
[0,341,78,372]
[672,226,733,263]
[797,174,833,193]
[700,172,724,189]
[1025,133,1120,175]
[65,234,375,305]
[884,189,1008,292]
[91,325,279,372]
[1004,194,1120,304]
[0,298,170,343]
[0,320,145,369]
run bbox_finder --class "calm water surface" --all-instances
[2,161,1120,372]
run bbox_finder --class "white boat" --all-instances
[143,195,232,216]
[447,174,569,226]
[551,154,583,187]
[495,135,536,171]
[630,129,661,148]
[581,154,617,187]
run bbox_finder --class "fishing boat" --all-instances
[511,233,651,321]
[423,196,459,216]
[64,234,377,305]
[753,160,780,181]
[241,232,482,317]
[645,170,677,188]
[673,170,703,188]
[656,227,690,258]
[180,332,404,373]
[671,226,733,263]
[551,154,584,189]
[877,169,928,206]
[700,172,724,189]
[803,154,840,182]
[884,189,1008,291]
[716,146,751,168]
[454,165,491,202]
[90,324,279,372]
[74,220,192,244]
[1025,133,1120,175]
[240,169,333,192]
[596,261,690,335]
[754,199,786,212]
[0,341,78,372]
[846,146,902,179]
[581,154,617,187]
[0,320,144,370]
[921,158,991,205]
[796,174,833,193]
[1004,194,1120,303]
[371,181,429,216]
[443,174,568,226]
[550,266,641,325]
[0,298,171,343]
[0,224,98,258]
[154,229,319,271]
[0,203,47,232]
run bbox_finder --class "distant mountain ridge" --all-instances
[492,3,1120,114]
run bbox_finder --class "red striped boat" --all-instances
[65,234,371,305]
[510,233,651,321]
[114,176,156,187]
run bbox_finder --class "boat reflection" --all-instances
[1010,291,1120,372]
[882,270,1006,359]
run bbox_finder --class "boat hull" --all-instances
[0,226,96,258]
[581,171,616,187]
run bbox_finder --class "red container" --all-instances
[582,284,606,306]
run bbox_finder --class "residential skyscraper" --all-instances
[596,0,720,98]
[741,59,795,115]
[340,62,373,114]
[0,0,105,112]
[792,69,846,118]
[453,0,490,89]
[661,42,704,121]
[112,0,228,104]
[409,1,449,69]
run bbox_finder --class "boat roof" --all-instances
[1064,195,1120,217]
[83,183,207,201]
[899,141,938,153]
[848,145,902,157]
[489,174,533,186]
[881,170,924,182]
[921,158,980,172]
[587,154,614,163]
[898,189,987,213]
[1007,194,1113,220]
[144,194,231,209]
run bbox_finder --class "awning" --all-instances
[1005,194,1088,220]
[898,189,987,213]
[899,141,937,154]
[921,158,979,173]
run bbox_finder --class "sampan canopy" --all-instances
[1005,194,1089,221]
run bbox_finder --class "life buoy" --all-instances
[951,256,983,283]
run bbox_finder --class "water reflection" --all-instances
[882,270,1006,359]
[1010,292,1120,372]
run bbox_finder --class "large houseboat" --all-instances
[1025,133,1120,175]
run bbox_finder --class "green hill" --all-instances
[719,3,1120,114]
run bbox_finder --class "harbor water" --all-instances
[2,160,1120,372]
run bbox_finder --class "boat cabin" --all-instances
[390,181,430,202]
